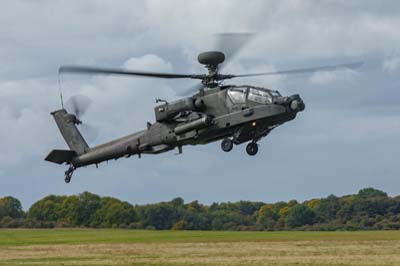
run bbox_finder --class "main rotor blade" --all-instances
[178,83,205,96]
[229,62,363,78]
[214,32,255,68]
[59,65,203,79]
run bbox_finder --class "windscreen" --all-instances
[248,88,272,104]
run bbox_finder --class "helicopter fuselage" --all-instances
[65,85,304,168]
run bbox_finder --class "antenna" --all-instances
[58,70,64,109]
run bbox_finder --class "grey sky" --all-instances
[1,1,400,209]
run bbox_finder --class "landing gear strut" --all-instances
[246,142,258,156]
[64,166,75,183]
[221,138,233,152]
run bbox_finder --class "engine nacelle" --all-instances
[154,97,196,122]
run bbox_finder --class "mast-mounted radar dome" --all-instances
[198,51,225,66]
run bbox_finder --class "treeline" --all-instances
[1,187,400,230]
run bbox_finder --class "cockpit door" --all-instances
[227,87,248,110]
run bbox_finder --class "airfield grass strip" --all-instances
[1,229,400,246]
[1,239,400,266]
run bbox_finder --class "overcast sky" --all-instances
[1,1,400,209]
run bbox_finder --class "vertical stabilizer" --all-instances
[51,109,89,155]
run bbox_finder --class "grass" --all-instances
[0,229,400,265]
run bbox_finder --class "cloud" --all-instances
[383,54,400,73]
[0,79,60,166]
[123,54,173,72]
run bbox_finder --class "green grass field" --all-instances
[1,229,400,266]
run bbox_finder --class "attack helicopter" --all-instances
[45,36,362,183]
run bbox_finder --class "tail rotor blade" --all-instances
[65,94,98,143]
[80,123,99,143]
[65,94,92,118]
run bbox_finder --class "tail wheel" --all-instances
[221,138,233,152]
[64,166,75,183]
[64,174,72,183]
[246,142,258,156]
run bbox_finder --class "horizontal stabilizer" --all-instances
[45,149,76,164]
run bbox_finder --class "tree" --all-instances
[27,195,65,221]
[304,199,320,209]
[278,206,290,217]
[0,196,24,219]
[5,187,400,230]
[172,220,187,230]
[171,197,184,207]
[186,200,202,211]
[358,188,387,198]
[58,196,80,226]
[235,201,264,216]
[388,197,400,214]
[210,210,242,230]
[285,205,315,228]
[88,197,138,227]
[139,202,181,229]
[273,201,288,213]
[257,205,278,229]
[353,197,388,217]
[77,192,101,226]
[103,200,138,227]
[314,195,340,222]
[182,208,209,230]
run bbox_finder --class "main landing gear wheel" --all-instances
[246,142,258,156]
[221,138,233,152]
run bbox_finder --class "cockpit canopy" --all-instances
[227,86,281,105]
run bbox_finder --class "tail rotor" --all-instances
[65,95,98,142]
